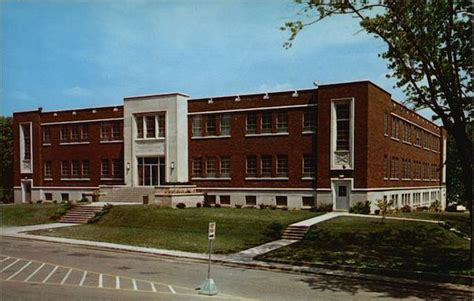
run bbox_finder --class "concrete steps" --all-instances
[281,225,309,240]
[60,206,103,224]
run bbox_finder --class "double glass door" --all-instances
[137,157,165,186]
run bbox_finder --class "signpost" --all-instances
[198,222,218,296]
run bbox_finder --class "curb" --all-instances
[1,233,472,294]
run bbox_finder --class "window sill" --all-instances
[390,137,400,142]
[100,140,124,144]
[245,177,289,181]
[423,147,431,151]
[44,178,53,181]
[60,178,91,181]
[383,177,388,181]
[191,135,231,140]
[60,142,90,146]
[402,141,412,145]
[414,145,422,148]
[389,178,399,181]
[384,134,388,137]
[42,143,51,146]
[302,130,316,135]
[301,177,316,180]
[413,178,422,181]
[191,177,232,180]
[401,178,411,181]
[245,132,289,138]
[100,177,124,181]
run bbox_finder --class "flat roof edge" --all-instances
[124,92,190,100]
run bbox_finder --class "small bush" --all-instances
[263,222,283,240]
[415,206,429,212]
[429,200,441,212]
[52,200,58,204]
[349,201,371,214]
[310,204,333,212]
[50,201,72,220]
[88,204,113,224]
[258,203,267,209]
[36,200,42,204]
[77,197,89,203]
[235,204,242,209]
[176,203,186,209]
[268,205,277,210]
[400,205,412,213]
[281,206,288,211]
[196,202,202,208]
[214,203,221,208]
[203,202,212,208]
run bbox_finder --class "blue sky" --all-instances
[1,0,433,119]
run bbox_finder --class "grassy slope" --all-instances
[0,204,60,226]
[388,212,471,235]
[31,206,321,254]
[257,217,471,275]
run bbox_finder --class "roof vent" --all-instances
[263,93,269,100]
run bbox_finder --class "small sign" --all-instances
[208,222,216,240]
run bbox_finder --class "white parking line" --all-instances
[150,282,156,293]
[6,261,32,281]
[115,276,120,289]
[132,279,138,291]
[0,257,11,263]
[42,266,58,283]
[24,263,45,282]
[60,268,73,285]
[79,271,87,286]
[168,285,176,294]
[1,258,20,272]
[98,274,103,288]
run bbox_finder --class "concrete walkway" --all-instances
[226,239,297,262]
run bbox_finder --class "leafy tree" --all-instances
[0,116,13,202]
[282,0,472,207]
[375,199,392,224]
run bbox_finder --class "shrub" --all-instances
[203,202,212,208]
[36,200,42,204]
[52,200,58,204]
[415,206,429,212]
[77,197,89,203]
[50,201,73,220]
[176,203,186,209]
[263,222,283,240]
[310,204,333,212]
[375,199,392,223]
[258,203,267,209]
[88,204,113,224]
[400,205,412,213]
[429,200,441,212]
[281,206,288,211]
[235,204,242,209]
[349,201,371,214]
[214,203,221,208]
[268,205,277,210]
[196,202,202,208]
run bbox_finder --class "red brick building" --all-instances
[13,81,447,210]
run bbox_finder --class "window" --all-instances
[276,112,288,132]
[220,114,231,136]
[302,196,315,207]
[61,160,69,178]
[206,115,217,136]
[205,195,216,205]
[219,195,230,205]
[391,116,398,139]
[43,127,51,144]
[335,103,350,150]
[81,125,89,141]
[261,155,272,177]
[245,195,256,206]
[246,113,257,134]
[338,186,347,197]
[192,158,202,177]
[383,155,389,179]
[261,112,272,133]
[23,125,31,160]
[146,116,156,138]
[303,111,316,132]
[112,122,121,140]
[206,157,216,177]
[192,115,202,137]
[101,159,109,177]
[303,155,316,177]
[220,157,230,177]
[71,126,79,142]
[390,157,399,179]
[414,128,421,145]
[82,160,90,177]
[277,155,288,177]
[383,112,388,135]
[60,126,68,142]
[71,160,79,177]
[136,116,144,138]
[246,156,257,177]
[45,193,53,201]
[276,196,287,207]
[112,159,122,177]
[101,123,110,141]
[157,115,165,137]
[44,161,52,178]
[61,193,69,201]
[423,163,429,179]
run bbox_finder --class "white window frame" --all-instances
[330,98,354,170]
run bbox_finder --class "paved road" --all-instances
[0,237,470,300]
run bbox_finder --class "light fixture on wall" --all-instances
[263,93,269,100]
[292,90,299,97]
[235,95,241,102]
[171,162,175,170]
[126,162,131,170]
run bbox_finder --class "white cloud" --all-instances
[62,86,92,97]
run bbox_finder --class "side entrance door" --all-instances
[334,182,350,211]
[21,180,32,203]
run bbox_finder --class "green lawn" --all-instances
[257,217,471,276]
[31,206,322,254]
[388,211,471,236]
[0,204,61,226]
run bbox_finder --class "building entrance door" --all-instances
[137,157,165,186]
[21,180,32,203]
[334,182,350,210]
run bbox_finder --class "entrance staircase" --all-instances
[281,225,309,240]
[60,205,103,224]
